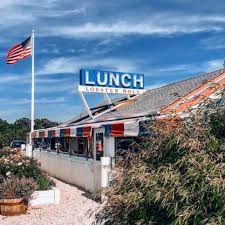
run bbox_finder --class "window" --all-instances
[34,136,93,158]
[50,138,57,151]
[59,137,70,153]
[70,137,77,153]
[87,139,94,158]
[96,133,104,161]
[115,137,139,156]
[78,138,87,154]
[72,137,87,156]
[70,137,93,158]
[34,138,50,150]
[33,138,42,148]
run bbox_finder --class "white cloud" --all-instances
[204,59,224,72]
[0,1,35,27]
[1,0,225,45]
[36,97,66,104]
[150,65,191,73]
[200,35,225,50]
[0,76,20,84]
[37,56,138,75]
[0,108,29,122]
[35,84,74,94]
[37,58,76,75]
[40,14,225,39]
[0,73,71,87]
[2,1,225,42]
[40,8,86,18]
[37,56,225,82]
[0,74,29,84]
[145,83,167,90]
[36,77,71,84]
[0,98,30,105]
[143,59,224,78]
[0,0,68,31]
[0,11,34,26]
[0,97,66,105]
[39,48,60,54]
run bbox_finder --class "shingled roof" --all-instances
[63,68,225,126]
[114,69,225,116]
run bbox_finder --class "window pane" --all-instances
[70,137,77,153]
[72,137,87,155]
[34,138,42,148]
[50,138,56,151]
[38,138,50,150]
[87,139,93,158]
[59,137,70,153]
[115,137,139,155]
[96,133,104,161]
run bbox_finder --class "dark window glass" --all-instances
[33,138,41,148]
[50,138,56,151]
[116,137,139,155]
[87,139,93,158]
[72,137,87,155]
[59,137,70,153]
[40,138,50,150]
[71,137,92,158]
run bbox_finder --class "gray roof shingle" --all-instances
[113,69,225,116]
[63,69,225,126]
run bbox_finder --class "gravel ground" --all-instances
[0,178,102,225]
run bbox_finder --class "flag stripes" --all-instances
[6,36,32,64]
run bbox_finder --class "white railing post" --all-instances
[100,157,111,202]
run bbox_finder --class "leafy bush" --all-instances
[96,96,225,225]
[36,174,55,191]
[0,148,41,178]
[0,147,18,157]
[0,148,55,191]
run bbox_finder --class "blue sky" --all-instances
[1,0,225,122]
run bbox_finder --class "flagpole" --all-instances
[31,30,35,135]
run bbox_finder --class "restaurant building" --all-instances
[30,69,225,193]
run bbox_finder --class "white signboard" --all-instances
[79,69,145,95]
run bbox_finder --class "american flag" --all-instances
[6,36,32,64]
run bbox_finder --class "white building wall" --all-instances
[33,150,101,193]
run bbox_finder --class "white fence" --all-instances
[33,150,102,193]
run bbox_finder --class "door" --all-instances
[93,128,105,191]
[94,128,105,161]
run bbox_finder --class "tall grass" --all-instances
[96,93,225,225]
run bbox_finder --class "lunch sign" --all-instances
[78,69,145,95]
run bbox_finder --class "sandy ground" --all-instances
[0,178,101,225]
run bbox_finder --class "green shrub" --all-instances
[210,109,225,139]
[0,151,42,179]
[36,174,55,191]
[96,96,225,225]
[0,148,55,191]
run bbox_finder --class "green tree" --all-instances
[34,118,59,129]
[0,118,60,147]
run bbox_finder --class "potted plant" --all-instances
[0,175,37,216]
[0,147,56,214]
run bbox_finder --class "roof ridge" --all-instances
[146,68,225,92]
[160,69,225,113]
